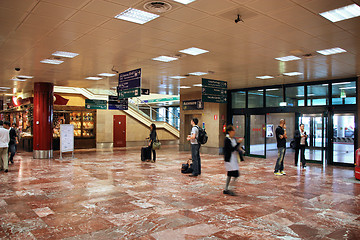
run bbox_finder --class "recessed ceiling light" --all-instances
[170,76,186,79]
[40,59,64,65]
[193,84,202,87]
[152,56,178,62]
[52,51,79,58]
[256,76,274,79]
[0,87,11,89]
[283,72,303,76]
[5,94,14,96]
[16,75,34,79]
[275,55,301,61]
[180,86,191,89]
[179,47,209,56]
[265,88,279,91]
[332,82,351,85]
[86,77,103,80]
[339,87,356,90]
[10,78,26,82]
[296,95,304,97]
[172,0,196,4]
[320,4,360,22]
[317,47,347,55]
[98,73,116,77]
[114,8,159,24]
[188,72,208,76]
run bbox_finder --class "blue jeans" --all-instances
[191,144,201,175]
[9,144,16,163]
[274,147,286,172]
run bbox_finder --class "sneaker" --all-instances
[4,169,8,173]
[280,171,286,175]
[223,190,237,196]
[274,172,282,176]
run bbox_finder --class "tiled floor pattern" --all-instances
[0,146,359,239]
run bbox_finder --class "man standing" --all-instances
[294,124,307,169]
[0,121,10,173]
[274,119,287,176]
[6,122,17,164]
[187,118,201,177]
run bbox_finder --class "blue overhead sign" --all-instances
[108,95,128,110]
[118,68,142,99]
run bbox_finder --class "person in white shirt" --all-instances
[186,118,201,177]
[0,121,10,172]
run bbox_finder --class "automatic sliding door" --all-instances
[333,113,355,164]
[249,115,265,157]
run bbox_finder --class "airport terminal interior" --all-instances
[1,0,360,239]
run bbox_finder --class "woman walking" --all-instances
[223,125,242,196]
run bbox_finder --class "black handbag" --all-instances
[181,160,193,174]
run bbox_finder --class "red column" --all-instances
[33,82,53,158]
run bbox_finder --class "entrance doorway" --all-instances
[299,114,326,163]
[113,115,126,147]
[332,113,355,164]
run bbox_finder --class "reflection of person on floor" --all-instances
[294,124,308,169]
[223,125,241,196]
[274,119,287,176]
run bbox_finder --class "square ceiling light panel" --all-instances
[98,73,116,77]
[283,72,303,76]
[86,77,103,80]
[275,56,301,61]
[180,86,191,89]
[52,51,79,58]
[317,47,347,55]
[188,72,207,76]
[193,84,202,87]
[179,47,209,55]
[320,4,360,22]
[256,76,274,79]
[114,8,159,24]
[40,59,64,64]
[152,56,178,62]
[172,0,196,4]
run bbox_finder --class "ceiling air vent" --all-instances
[144,1,172,13]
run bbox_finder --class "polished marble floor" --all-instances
[0,146,359,239]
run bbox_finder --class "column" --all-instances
[33,82,54,158]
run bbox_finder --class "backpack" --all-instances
[195,126,208,145]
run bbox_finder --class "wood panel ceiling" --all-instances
[0,0,359,96]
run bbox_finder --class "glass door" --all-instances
[299,114,326,163]
[332,113,355,165]
[249,114,266,157]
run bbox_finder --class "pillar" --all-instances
[33,82,54,158]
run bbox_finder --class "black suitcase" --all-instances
[141,147,150,161]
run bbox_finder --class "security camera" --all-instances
[235,14,243,23]
[15,67,20,71]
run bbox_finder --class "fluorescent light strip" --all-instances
[275,55,301,61]
[320,4,360,22]
[332,82,351,85]
[114,8,159,24]
[98,73,116,77]
[10,78,26,82]
[172,0,196,4]
[339,87,356,90]
[256,76,274,79]
[0,87,11,89]
[179,47,209,56]
[193,84,202,87]
[170,76,186,79]
[180,86,191,89]
[297,94,315,97]
[283,72,303,76]
[188,72,208,76]
[16,75,33,79]
[317,47,347,55]
[40,59,64,65]
[52,51,79,58]
[152,56,178,62]
[86,77,102,80]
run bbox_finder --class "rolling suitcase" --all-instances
[141,147,150,161]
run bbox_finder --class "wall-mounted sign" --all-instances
[182,99,203,110]
[266,124,274,138]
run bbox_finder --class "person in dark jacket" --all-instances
[294,124,308,168]
[274,119,287,176]
[147,123,157,163]
[223,125,242,196]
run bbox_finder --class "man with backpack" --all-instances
[187,118,202,177]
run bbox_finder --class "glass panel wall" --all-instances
[232,91,246,108]
[265,88,283,107]
[248,90,263,108]
[333,113,355,164]
[332,81,356,105]
[308,84,328,106]
[249,115,265,156]
[286,86,305,107]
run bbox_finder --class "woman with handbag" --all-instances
[147,123,157,163]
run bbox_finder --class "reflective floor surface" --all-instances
[0,146,359,239]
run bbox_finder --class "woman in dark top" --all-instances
[148,123,157,163]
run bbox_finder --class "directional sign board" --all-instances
[141,88,150,95]
[108,95,128,110]
[182,99,204,110]
[118,68,141,99]
[202,78,227,103]
[85,99,107,109]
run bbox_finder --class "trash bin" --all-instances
[355,148,360,180]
